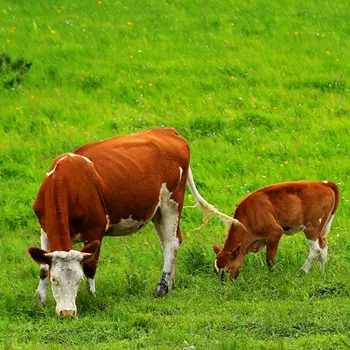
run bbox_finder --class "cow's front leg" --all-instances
[35,229,50,307]
[82,241,101,295]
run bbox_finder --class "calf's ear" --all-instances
[231,243,242,259]
[28,247,52,265]
[213,244,222,255]
[81,240,100,262]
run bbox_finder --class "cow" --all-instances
[28,127,239,317]
[213,180,340,281]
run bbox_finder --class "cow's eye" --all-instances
[51,277,59,285]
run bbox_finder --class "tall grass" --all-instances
[0,0,349,348]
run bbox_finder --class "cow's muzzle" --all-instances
[59,309,76,317]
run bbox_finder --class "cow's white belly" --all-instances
[105,216,147,236]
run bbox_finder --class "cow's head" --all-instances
[28,240,100,317]
[213,238,266,281]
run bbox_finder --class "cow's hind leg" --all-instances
[35,229,50,307]
[153,185,181,298]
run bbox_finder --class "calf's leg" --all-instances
[300,239,321,273]
[265,228,283,270]
[301,212,334,273]
[318,214,334,267]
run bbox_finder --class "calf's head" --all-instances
[213,243,244,280]
[28,240,100,317]
[213,238,266,281]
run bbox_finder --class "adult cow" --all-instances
[28,127,238,317]
[213,180,340,280]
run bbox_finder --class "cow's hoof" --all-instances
[299,268,307,275]
[154,283,168,298]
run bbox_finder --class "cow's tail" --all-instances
[323,181,340,214]
[186,167,242,229]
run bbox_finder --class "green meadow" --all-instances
[0,0,349,348]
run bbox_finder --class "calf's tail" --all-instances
[324,181,340,214]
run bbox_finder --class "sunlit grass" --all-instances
[0,0,349,348]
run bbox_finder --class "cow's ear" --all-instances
[81,240,100,262]
[247,238,266,253]
[231,243,242,259]
[28,247,52,265]
[213,244,222,255]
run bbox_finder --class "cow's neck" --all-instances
[44,178,72,252]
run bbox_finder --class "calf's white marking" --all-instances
[214,259,219,274]
[323,215,334,236]
[301,239,321,273]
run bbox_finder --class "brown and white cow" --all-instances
[213,180,340,280]
[28,127,238,316]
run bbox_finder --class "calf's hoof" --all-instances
[299,268,307,275]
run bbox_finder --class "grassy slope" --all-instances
[0,0,349,348]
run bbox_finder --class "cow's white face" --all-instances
[48,251,85,316]
[28,242,100,317]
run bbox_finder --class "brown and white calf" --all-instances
[213,180,340,280]
[28,127,238,316]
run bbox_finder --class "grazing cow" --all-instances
[28,127,238,316]
[213,180,340,280]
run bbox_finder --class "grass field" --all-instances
[0,0,349,349]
